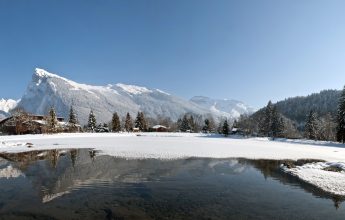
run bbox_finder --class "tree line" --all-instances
[85,109,232,136]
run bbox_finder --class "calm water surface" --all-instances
[0,149,344,220]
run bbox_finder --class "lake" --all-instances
[0,149,344,219]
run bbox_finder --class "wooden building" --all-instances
[150,125,168,132]
[0,115,65,135]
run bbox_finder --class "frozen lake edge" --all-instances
[1,132,345,196]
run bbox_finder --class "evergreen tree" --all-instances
[259,101,273,137]
[87,110,97,132]
[135,112,143,131]
[180,114,191,132]
[68,106,79,132]
[48,107,58,133]
[111,112,121,132]
[222,120,230,137]
[305,110,318,140]
[337,86,345,143]
[271,106,284,139]
[188,115,195,132]
[135,112,148,131]
[202,119,210,133]
[124,112,133,132]
[68,106,78,125]
[135,112,141,129]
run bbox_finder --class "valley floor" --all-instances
[1,132,345,195]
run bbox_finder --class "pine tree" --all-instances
[69,106,78,125]
[305,110,318,140]
[111,112,121,132]
[271,106,284,139]
[222,120,230,137]
[202,119,210,133]
[135,112,143,131]
[337,86,345,143]
[188,115,195,132]
[124,112,133,132]
[87,110,97,132]
[48,107,58,133]
[180,114,190,132]
[135,112,148,131]
[140,112,148,131]
[259,101,273,137]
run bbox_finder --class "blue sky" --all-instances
[1,0,345,108]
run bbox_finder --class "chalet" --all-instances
[231,127,244,135]
[0,115,67,135]
[133,127,140,132]
[150,125,168,132]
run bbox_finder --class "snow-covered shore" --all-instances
[282,162,345,196]
[1,132,345,161]
[1,132,345,196]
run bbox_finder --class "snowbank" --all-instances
[282,162,345,196]
[1,133,345,161]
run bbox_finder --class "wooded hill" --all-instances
[275,90,340,125]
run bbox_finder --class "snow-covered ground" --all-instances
[1,132,345,195]
[1,133,345,161]
[282,162,345,196]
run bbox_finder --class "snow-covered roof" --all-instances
[28,120,73,127]
[31,120,47,125]
[152,125,167,129]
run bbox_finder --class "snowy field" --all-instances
[1,132,345,195]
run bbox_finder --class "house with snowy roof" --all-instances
[0,114,74,135]
[150,125,168,132]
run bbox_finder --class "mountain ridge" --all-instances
[190,96,256,119]
[5,68,254,124]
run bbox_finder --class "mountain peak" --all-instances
[35,68,62,79]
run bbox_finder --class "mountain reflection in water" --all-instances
[0,149,344,220]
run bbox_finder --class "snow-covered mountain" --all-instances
[190,96,255,119]
[6,68,254,124]
[15,68,213,124]
[0,99,18,120]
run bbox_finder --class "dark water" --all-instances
[0,149,344,220]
